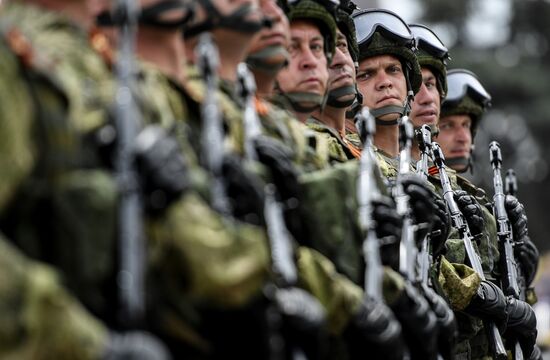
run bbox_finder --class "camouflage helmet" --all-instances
[352,8,422,94]
[441,69,491,137]
[409,24,450,98]
[335,0,359,63]
[286,0,338,62]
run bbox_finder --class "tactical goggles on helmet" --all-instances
[352,9,414,48]
[445,69,491,108]
[409,23,449,60]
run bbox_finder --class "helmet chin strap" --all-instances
[371,105,404,125]
[281,92,324,113]
[345,87,362,119]
[97,0,194,29]
[326,85,357,108]
[246,45,289,76]
[184,0,270,38]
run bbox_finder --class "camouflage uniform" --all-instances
[0,4,114,357]
[427,165,497,359]
[306,117,361,162]
[0,3,274,359]
[179,63,374,343]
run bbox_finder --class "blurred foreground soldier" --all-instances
[308,0,363,162]
[439,69,541,359]
[0,0,171,358]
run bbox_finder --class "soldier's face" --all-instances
[437,114,473,171]
[328,30,356,101]
[276,20,329,98]
[356,54,407,122]
[248,0,289,59]
[410,67,440,128]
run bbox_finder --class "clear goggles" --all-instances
[409,23,449,60]
[445,69,492,107]
[352,8,414,48]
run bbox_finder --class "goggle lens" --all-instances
[410,24,448,59]
[445,69,491,106]
[352,9,413,47]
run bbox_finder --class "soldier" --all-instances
[408,23,450,161]
[126,1,399,359]
[273,0,335,123]
[308,0,363,162]
[351,9,467,359]
[245,0,331,172]
[0,0,279,359]
[0,0,174,358]
[438,69,541,359]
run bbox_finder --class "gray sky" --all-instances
[355,0,512,48]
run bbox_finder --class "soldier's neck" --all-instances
[253,71,276,100]
[312,106,346,135]
[137,30,186,81]
[214,32,253,83]
[293,111,311,123]
[374,125,399,158]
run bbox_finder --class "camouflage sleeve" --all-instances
[297,161,363,283]
[147,192,271,307]
[295,246,363,335]
[0,42,36,211]
[437,256,481,311]
[0,235,108,360]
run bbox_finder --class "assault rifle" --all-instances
[505,169,518,197]
[490,141,524,360]
[196,33,231,216]
[236,62,297,286]
[355,108,384,300]
[415,124,433,286]
[431,142,507,360]
[113,0,145,328]
[394,116,417,280]
[237,63,324,360]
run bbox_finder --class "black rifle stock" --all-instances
[355,108,384,300]
[113,0,145,328]
[431,142,507,360]
[490,141,524,360]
